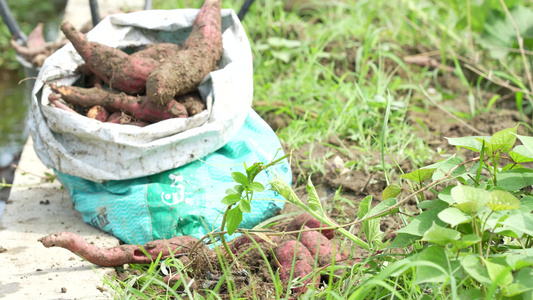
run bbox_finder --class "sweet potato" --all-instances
[229,234,279,254]
[131,43,182,62]
[275,240,320,294]
[286,212,337,239]
[298,226,343,267]
[87,105,109,122]
[146,0,223,104]
[50,84,188,123]
[39,232,199,267]
[176,91,206,116]
[60,21,159,95]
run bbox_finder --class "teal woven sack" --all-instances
[56,110,291,245]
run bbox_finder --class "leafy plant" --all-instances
[357,126,533,298]
[218,152,291,259]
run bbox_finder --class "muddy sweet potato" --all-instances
[275,240,320,294]
[50,84,188,123]
[146,0,223,104]
[176,91,206,116]
[286,212,338,239]
[131,43,182,62]
[298,226,343,267]
[61,21,160,95]
[39,232,199,267]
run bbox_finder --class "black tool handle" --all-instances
[237,0,255,21]
[0,0,27,45]
[89,0,100,26]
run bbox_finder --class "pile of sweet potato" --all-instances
[39,213,357,296]
[49,0,222,126]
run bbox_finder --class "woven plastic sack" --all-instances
[55,110,291,245]
[28,9,253,182]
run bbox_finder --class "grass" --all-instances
[104,0,533,298]
[4,0,533,298]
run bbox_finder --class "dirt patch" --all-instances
[408,107,526,154]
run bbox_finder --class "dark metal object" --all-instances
[237,0,255,21]
[0,0,27,45]
[144,0,152,10]
[89,0,100,26]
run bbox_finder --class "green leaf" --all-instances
[225,188,237,195]
[395,207,447,236]
[357,195,372,219]
[510,145,533,163]
[501,163,523,171]
[451,184,489,214]
[234,185,244,195]
[515,134,533,158]
[448,234,481,251]
[367,197,398,218]
[250,182,265,192]
[418,199,449,209]
[500,213,533,237]
[487,190,520,211]
[438,207,472,227]
[388,233,420,249]
[306,176,324,217]
[239,200,251,213]
[486,260,513,287]
[438,186,455,204]
[221,194,241,206]
[400,168,437,184]
[478,5,533,59]
[504,267,533,297]
[446,136,485,152]
[231,172,249,186]
[489,126,518,153]
[424,155,467,181]
[498,168,533,191]
[414,246,453,284]
[382,184,402,200]
[421,223,461,246]
[226,207,243,235]
[520,196,533,212]
[461,254,492,286]
[357,195,383,247]
[506,254,533,270]
[271,51,291,63]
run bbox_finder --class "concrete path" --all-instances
[0,138,119,299]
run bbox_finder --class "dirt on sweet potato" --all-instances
[61,21,161,95]
[50,84,188,123]
[146,0,223,104]
[175,91,206,116]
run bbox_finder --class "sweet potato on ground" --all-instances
[39,232,199,267]
[298,226,343,267]
[275,240,320,294]
[146,0,223,104]
[50,84,188,123]
[286,212,337,239]
[61,21,159,95]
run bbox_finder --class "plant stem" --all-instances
[220,205,236,261]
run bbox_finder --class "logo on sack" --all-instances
[161,173,186,205]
